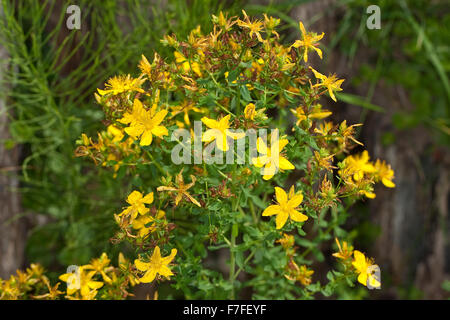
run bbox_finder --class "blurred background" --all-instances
[0,0,448,299]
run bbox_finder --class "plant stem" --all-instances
[146,151,165,175]
[229,224,237,300]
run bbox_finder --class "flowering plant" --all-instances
[1,11,394,300]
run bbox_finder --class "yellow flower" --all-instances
[314,121,334,136]
[122,99,168,146]
[291,107,307,126]
[174,51,202,77]
[118,98,147,127]
[84,253,113,284]
[107,125,124,143]
[263,13,280,38]
[364,192,376,199]
[132,210,165,238]
[170,100,204,126]
[332,238,353,260]
[374,159,395,188]
[352,250,381,289]
[291,105,332,127]
[244,103,256,120]
[309,104,332,119]
[338,120,363,147]
[314,151,336,172]
[262,186,308,229]
[291,22,324,62]
[97,74,145,96]
[212,11,236,31]
[252,135,295,180]
[134,246,177,283]
[119,190,154,219]
[201,115,245,151]
[59,267,104,298]
[32,276,64,300]
[310,67,345,102]
[26,263,45,278]
[285,260,314,286]
[277,233,295,250]
[157,169,201,207]
[138,54,152,76]
[118,253,140,286]
[237,10,264,42]
[343,151,376,181]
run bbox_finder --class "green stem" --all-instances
[229,224,237,300]
[233,250,255,281]
[146,151,165,175]
[249,200,258,224]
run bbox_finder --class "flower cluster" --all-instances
[20,11,394,299]
[0,253,138,300]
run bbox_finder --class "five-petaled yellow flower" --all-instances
[237,10,264,42]
[310,67,345,102]
[174,51,202,77]
[119,190,154,220]
[134,246,177,283]
[84,253,113,283]
[121,99,168,146]
[291,22,324,62]
[252,135,294,180]
[132,210,166,238]
[352,250,381,289]
[59,267,104,298]
[97,74,145,96]
[201,115,245,151]
[262,186,308,229]
[332,238,354,261]
[344,150,376,181]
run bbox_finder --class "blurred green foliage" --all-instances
[332,0,449,145]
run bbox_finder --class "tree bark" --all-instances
[0,43,26,279]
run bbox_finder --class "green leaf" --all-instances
[232,224,239,238]
[240,85,252,102]
[335,92,385,113]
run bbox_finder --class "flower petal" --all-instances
[127,191,143,204]
[125,124,144,138]
[274,187,287,204]
[158,265,174,278]
[161,248,178,264]
[140,130,153,146]
[289,209,308,222]
[256,137,268,155]
[134,259,150,271]
[275,210,289,229]
[140,269,157,283]
[279,156,295,170]
[262,205,281,216]
[287,193,303,208]
[142,192,154,204]
[152,110,168,126]
[382,178,395,188]
[201,117,219,129]
[152,125,168,137]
